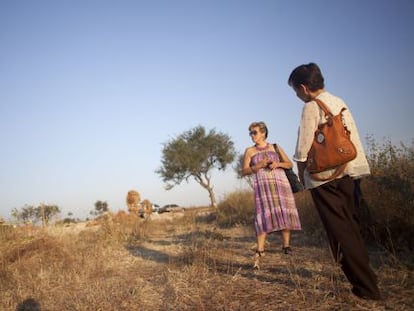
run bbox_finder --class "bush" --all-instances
[216,136,414,256]
[293,191,326,245]
[362,137,414,252]
[216,189,328,244]
[216,190,254,227]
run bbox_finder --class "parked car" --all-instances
[158,204,184,213]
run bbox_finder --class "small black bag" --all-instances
[273,144,304,193]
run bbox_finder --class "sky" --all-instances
[1,0,413,220]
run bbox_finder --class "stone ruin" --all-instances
[126,190,153,218]
[126,190,140,214]
[140,199,153,218]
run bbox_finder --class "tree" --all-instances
[91,200,109,217]
[11,205,36,223]
[63,212,76,224]
[157,125,236,207]
[234,153,253,188]
[36,204,60,226]
[11,204,60,225]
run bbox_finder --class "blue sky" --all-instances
[1,0,413,220]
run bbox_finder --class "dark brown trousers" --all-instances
[310,175,381,299]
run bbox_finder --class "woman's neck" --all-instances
[255,142,268,149]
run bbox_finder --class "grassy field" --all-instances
[1,204,412,311]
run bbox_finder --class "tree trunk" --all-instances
[207,186,217,207]
[197,173,217,207]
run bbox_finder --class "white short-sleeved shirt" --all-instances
[293,91,370,189]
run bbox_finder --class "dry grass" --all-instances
[1,208,413,311]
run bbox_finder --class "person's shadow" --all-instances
[16,297,41,311]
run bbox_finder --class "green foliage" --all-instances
[216,190,254,227]
[233,153,253,188]
[91,200,109,217]
[233,153,244,179]
[12,205,36,223]
[362,136,414,252]
[38,204,60,225]
[157,125,236,207]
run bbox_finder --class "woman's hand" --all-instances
[260,159,271,169]
[267,161,278,170]
[261,160,274,169]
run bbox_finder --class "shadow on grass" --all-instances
[126,245,170,263]
[16,297,41,311]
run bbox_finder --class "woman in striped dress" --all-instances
[242,121,301,267]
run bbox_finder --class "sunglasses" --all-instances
[249,130,258,136]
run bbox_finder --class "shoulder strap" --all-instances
[314,98,348,118]
[273,143,284,163]
[314,98,333,118]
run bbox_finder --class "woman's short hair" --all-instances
[288,62,325,91]
[249,121,268,138]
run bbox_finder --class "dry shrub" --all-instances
[163,229,241,310]
[97,210,154,244]
[1,235,68,267]
[0,229,74,308]
[0,220,165,310]
[216,189,327,246]
[175,229,228,267]
[161,264,240,310]
[216,189,254,227]
[0,224,17,241]
[363,137,414,254]
[293,191,327,245]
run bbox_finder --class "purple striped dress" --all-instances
[250,144,302,235]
